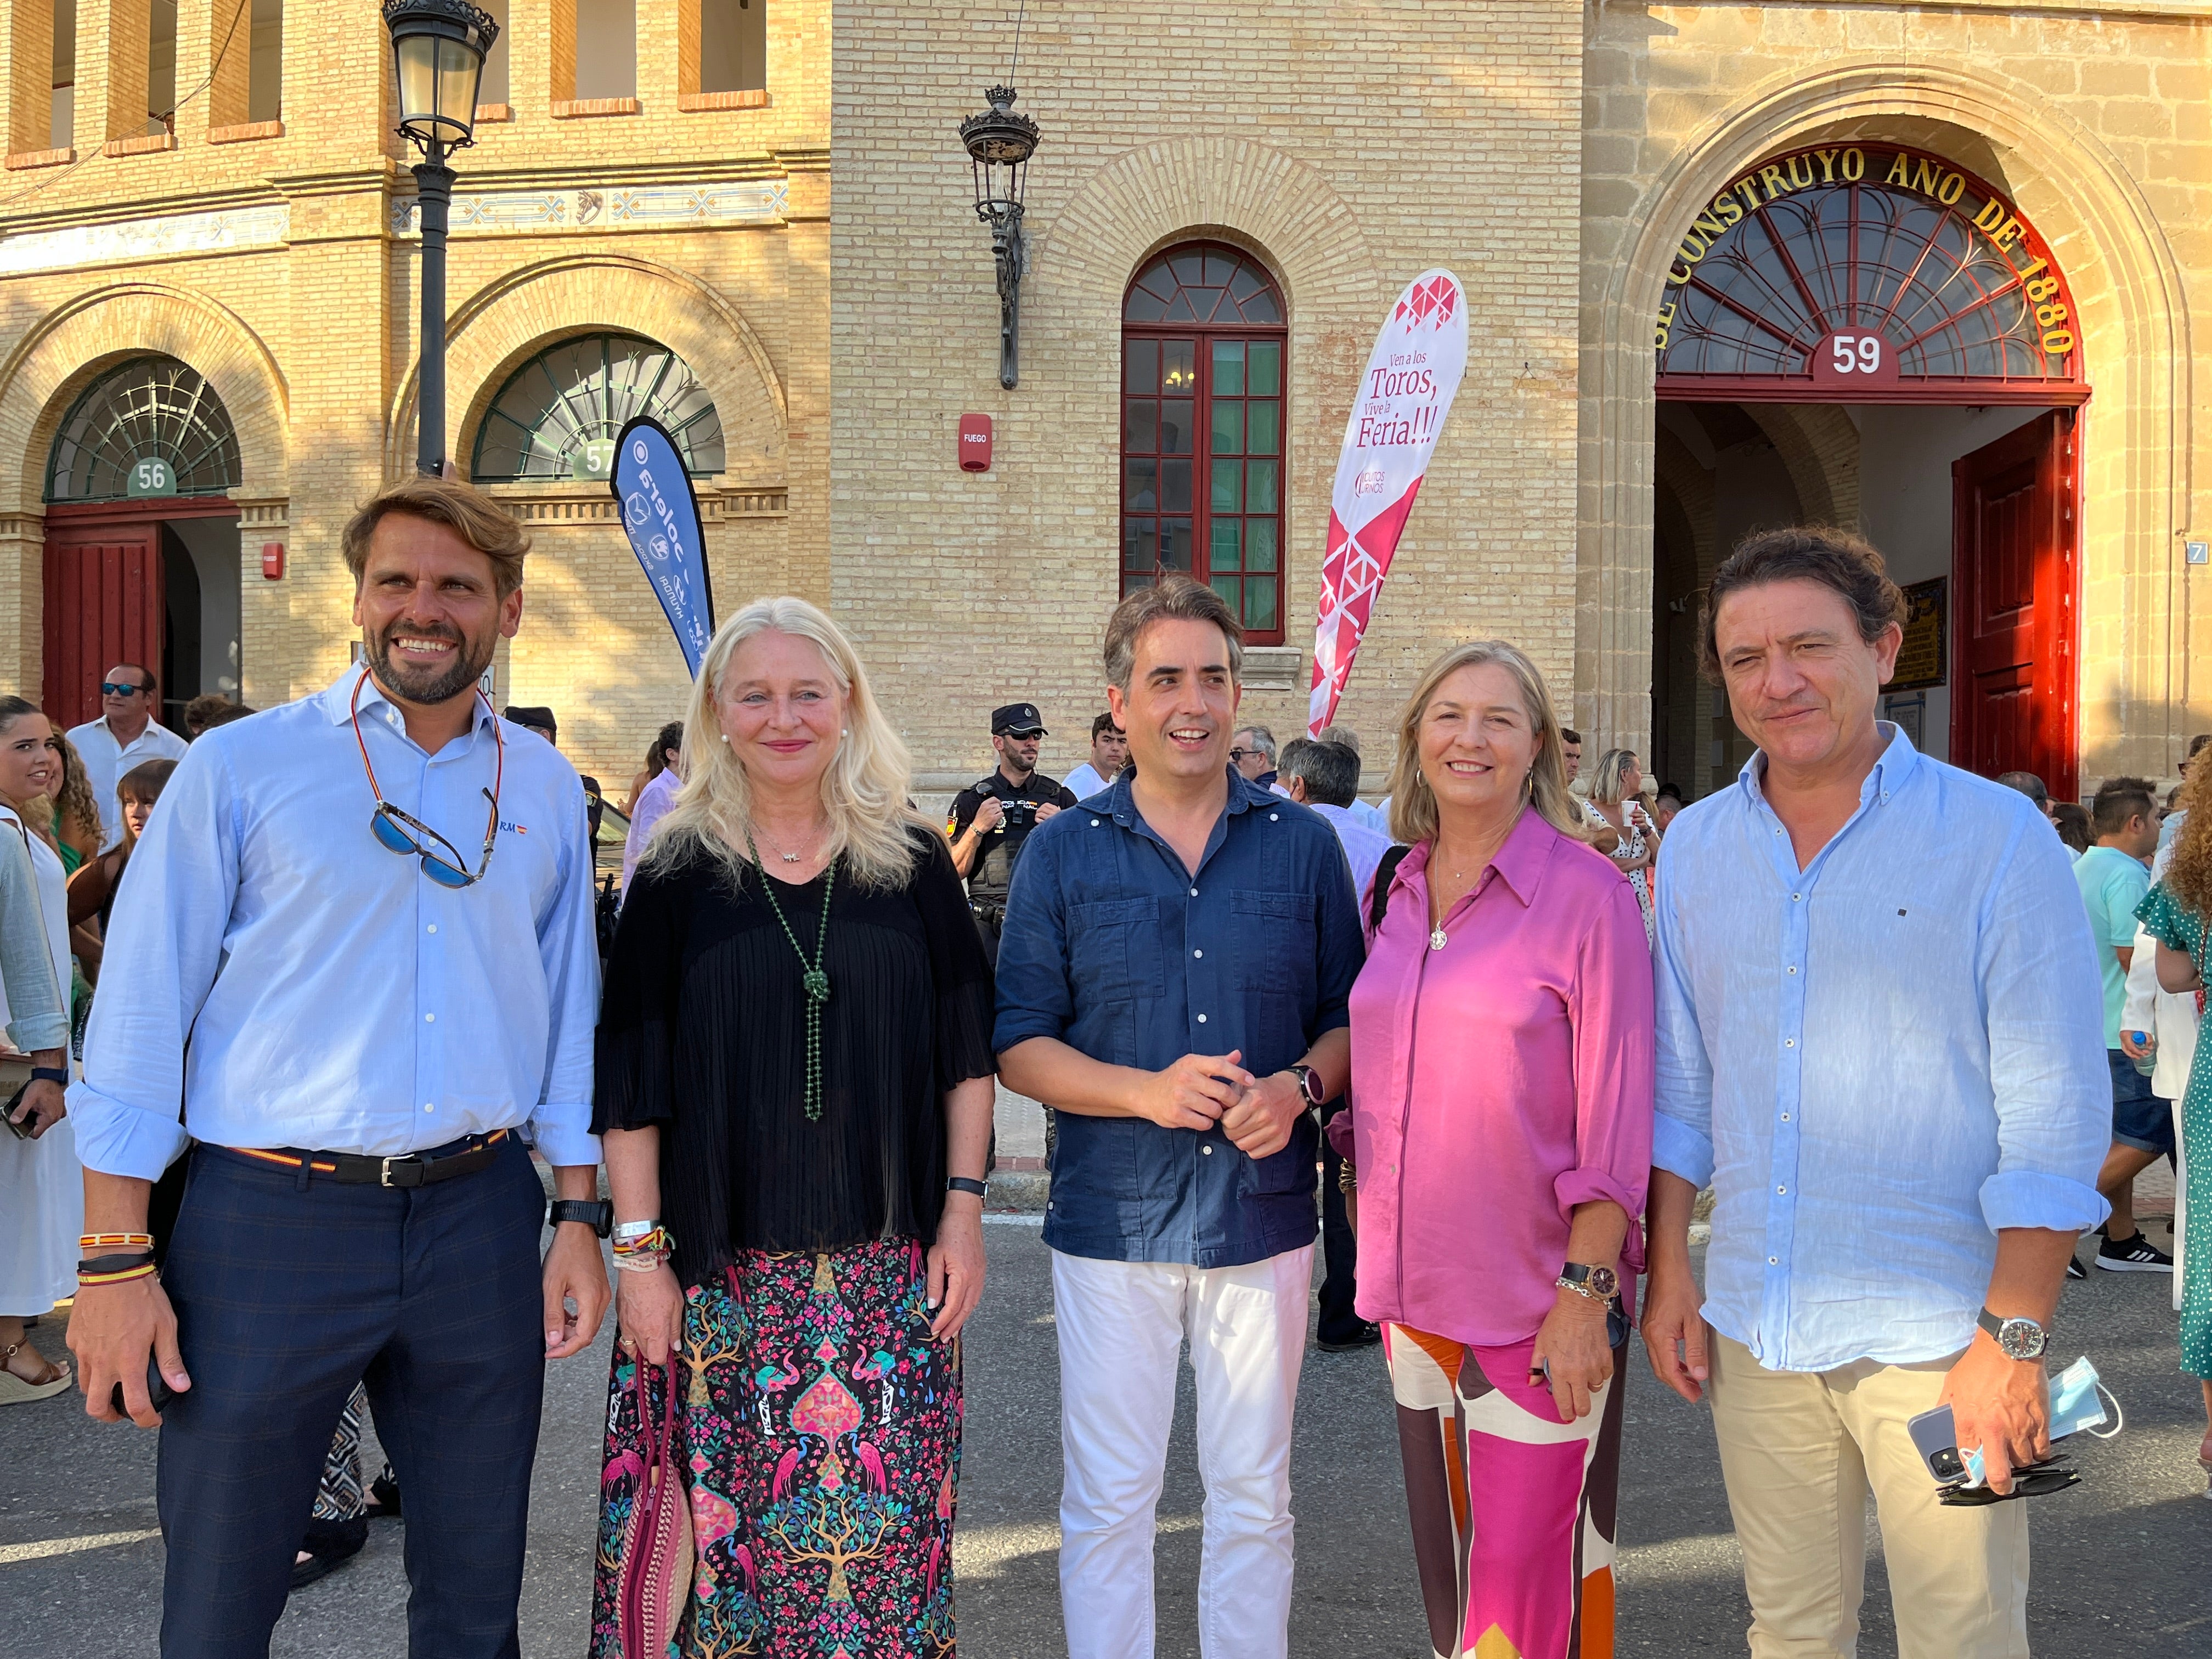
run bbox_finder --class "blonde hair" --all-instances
[645,596,930,890]
[1588,748,1639,807]
[342,475,532,597]
[1384,640,1590,847]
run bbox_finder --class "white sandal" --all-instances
[0,1339,73,1405]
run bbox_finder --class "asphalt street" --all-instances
[3,1208,2209,1657]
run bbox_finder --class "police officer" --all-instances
[948,702,1078,967]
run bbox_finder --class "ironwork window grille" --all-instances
[471,332,724,482]
[1655,148,2080,393]
[46,357,241,503]
[1122,244,1286,643]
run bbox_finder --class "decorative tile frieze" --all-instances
[0,204,290,277]
[388,181,787,236]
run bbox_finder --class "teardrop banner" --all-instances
[1307,269,1469,735]
[611,416,717,676]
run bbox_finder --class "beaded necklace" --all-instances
[745,831,837,1121]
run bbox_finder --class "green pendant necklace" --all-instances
[746,830,837,1121]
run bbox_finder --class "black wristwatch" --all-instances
[1289,1064,1327,1109]
[946,1176,988,1200]
[1977,1306,2049,1361]
[547,1198,614,1238]
[29,1066,69,1086]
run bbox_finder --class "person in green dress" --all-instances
[2136,763,2212,1488]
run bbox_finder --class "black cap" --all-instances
[991,702,1047,736]
[503,704,557,737]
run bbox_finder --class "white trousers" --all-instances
[1052,1245,1314,1659]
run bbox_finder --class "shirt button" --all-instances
[1792,893,1802,902]
[1780,1113,1791,1121]
[424,1103,435,1113]
[1769,1256,1780,1265]
[1786,965,1796,974]
[1193,949,1203,958]
[1189,887,1199,897]
[427,924,438,935]
[1197,1013,1208,1024]
[425,1012,436,1023]
[1785,1038,1796,1048]
[1777,1185,1787,1194]
[1202,1144,1214,1155]
[1269,812,1279,821]
[1091,819,1101,827]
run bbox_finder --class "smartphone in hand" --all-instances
[1907,1403,1968,1485]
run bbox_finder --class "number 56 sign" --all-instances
[1811,331,1897,390]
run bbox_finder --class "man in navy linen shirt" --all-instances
[995,577,1362,1659]
[1641,527,2107,1659]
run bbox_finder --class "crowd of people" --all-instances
[0,475,2203,1659]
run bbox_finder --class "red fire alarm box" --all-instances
[261,541,285,580]
[958,413,993,472]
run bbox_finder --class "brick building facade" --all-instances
[3,1,2207,802]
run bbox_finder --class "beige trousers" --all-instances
[1706,1332,2030,1659]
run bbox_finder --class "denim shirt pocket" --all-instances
[1229,889,1316,996]
[1068,896,1168,1005]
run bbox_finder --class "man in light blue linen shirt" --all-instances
[66,475,610,1658]
[1641,527,2108,1659]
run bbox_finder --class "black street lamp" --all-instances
[383,0,499,476]
[959,85,1039,391]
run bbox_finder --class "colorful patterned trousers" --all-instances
[1381,1323,1627,1659]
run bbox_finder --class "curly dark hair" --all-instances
[1700,526,1906,683]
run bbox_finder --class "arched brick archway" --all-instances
[1578,60,2188,785]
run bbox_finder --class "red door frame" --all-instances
[1949,409,2080,802]
[41,496,241,731]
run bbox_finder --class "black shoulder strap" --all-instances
[1368,844,1412,936]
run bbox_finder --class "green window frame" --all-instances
[471,333,724,484]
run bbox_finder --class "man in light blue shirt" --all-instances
[66,476,609,1656]
[1643,527,2107,1659]
[1280,738,1391,901]
[2074,776,2174,1272]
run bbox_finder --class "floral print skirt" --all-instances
[592,1237,962,1658]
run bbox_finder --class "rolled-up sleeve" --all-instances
[0,828,67,1053]
[529,778,602,1167]
[68,745,236,1180]
[1976,823,2111,1234]
[991,826,1073,1054]
[1650,839,1717,1188]
[1556,878,1656,1237]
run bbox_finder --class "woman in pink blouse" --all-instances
[1344,640,1654,1659]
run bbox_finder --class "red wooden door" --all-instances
[43,518,163,731]
[1951,410,2078,802]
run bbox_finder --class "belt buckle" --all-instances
[380,1156,425,1189]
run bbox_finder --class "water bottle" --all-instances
[2126,1030,2157,1078]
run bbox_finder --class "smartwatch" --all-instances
[1555,1263,1620,1301]
[29,1066,69,1086]
[547,1198,614,1238]
[1288,1064,1327,1109]
[1976,1306,2050,1361]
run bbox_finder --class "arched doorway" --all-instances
[43,356,244,731]
[470,332,725,484]
[1649,142,2087,800]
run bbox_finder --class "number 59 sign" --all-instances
[1812,331,1897,390]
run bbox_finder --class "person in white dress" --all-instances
[1583,747,1659,947]
[0,696,81,1405]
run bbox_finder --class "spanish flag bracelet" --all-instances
[81,1232,156,1250]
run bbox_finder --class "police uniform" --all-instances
[948,702,1078,968]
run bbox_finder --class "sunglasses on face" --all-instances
[101,682,150,698]
[352,672,502,889]
[1229,748,1258,762]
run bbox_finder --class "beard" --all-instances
[364,617,496,708]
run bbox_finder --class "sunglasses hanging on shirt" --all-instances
[351,670,503,890]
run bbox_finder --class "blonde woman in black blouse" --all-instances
[591,596,995,1658]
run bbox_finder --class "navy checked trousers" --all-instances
[155,1136,548,1658]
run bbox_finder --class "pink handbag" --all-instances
[598,1355,695,1657]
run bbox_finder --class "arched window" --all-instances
[1122,242,1286,642]
[1655,145,2083,400]
[471,332,724,483]
[46,357,241,502]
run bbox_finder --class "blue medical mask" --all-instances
[1963,1356,2119,1486]
[2048,1355,2120,1442]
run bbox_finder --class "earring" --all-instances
[720,732,730,744]
[841,729,849,738]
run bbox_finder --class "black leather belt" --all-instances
[223,1128,509,1189]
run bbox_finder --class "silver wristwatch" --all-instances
[1977,1306,2049,1361]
